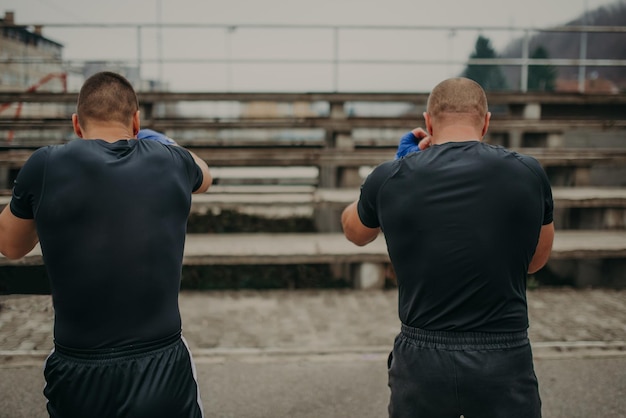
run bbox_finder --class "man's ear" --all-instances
[72,114,84,138]
[423,112,433,136]
[132,110,140,137]
[481,112,491,137]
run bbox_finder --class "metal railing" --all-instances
[1,22,626,92]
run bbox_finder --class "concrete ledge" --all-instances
[552,187,626,208]
[1,147,625,168]
[3,187,625,212]
[1,230,624,267]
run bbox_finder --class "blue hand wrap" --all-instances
[395,131,421,159]
[137,129,176,145]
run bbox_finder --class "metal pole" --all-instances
[157,0,163,88]
[136,26,142,85]
[333,27,339,92]
[578,31,588,93]
[225,26,235,92]
[520,29,530,92]
[447,29,456,78]
[578,0,588,92]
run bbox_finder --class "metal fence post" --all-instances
[333,27,339,92]
[520,29,530,93]
[136,26,142,83]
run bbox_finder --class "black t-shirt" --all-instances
[358,141,553,333]
[10,139,204,349]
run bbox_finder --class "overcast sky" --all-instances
[2,0,622,91]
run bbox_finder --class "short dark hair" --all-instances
[76,71,139,129]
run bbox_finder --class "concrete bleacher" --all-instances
[0,91,625,289]
[0,185,624,288]
[1,231,625,289]
[1,186,625,227]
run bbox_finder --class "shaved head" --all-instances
[426,77,488,128]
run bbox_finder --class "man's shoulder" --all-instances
[368,158,400,179]
[479,143,541,166]
[23,144,55,167]
[42,139,88,154]
[31,140,89,161]
[478,142,517,156]
[478,144,549,185]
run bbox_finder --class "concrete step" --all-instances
[1,230,624,267]
[3,187,625,212]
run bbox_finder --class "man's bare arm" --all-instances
[0,206,38,259]
[186,149,212,194]
[341,201,380,246]
[528,222,554,274]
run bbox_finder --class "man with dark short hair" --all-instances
[342,77,554,418]
[0,71,211,417]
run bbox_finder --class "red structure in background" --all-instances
[0,72,68,142]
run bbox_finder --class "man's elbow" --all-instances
[194,181,211,195]
[528,246,553,274]
[0,237,38,260]
[201,170,213,192]
[528,223,555,274]
[342,223,379,247]
[193,171,213,194]
[346,234,373,247]
[341,202,380,246]
[528,258,548,275]
[0,247,28,260]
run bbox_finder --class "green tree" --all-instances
[463,35,508,90]
[527,46,557,91]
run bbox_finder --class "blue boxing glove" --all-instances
[395,131,421,159]
[137,129,176,145]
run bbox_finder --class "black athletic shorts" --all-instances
[388,324,541,418]
[43,332,204,418]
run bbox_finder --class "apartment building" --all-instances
[0,11,65,92]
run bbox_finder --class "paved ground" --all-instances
[1,287,626,357]
[2,356,626,418]
[1,288,625,417]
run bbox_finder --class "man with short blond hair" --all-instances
[342,77,553,418]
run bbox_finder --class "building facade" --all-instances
[0,11,65,92]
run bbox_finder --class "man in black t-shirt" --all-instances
[0,71,212,417]
[342,77,554,418]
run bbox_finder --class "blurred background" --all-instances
[1,0,625,93]
[0,0,625,291]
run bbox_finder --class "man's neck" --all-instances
[430,125,482,145]
[80,124,136,143]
